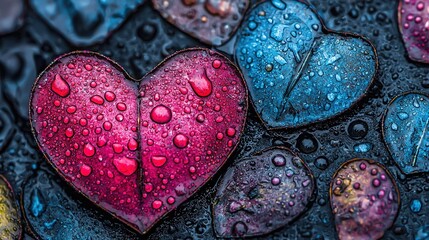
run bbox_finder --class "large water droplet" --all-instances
[173,134,189,148]
[152,200,163,209]
[188,69,213,97]
[151,155,167,167]
[51,74,70,97]
[113,157,137,176]
[83,143,95,157]
[104,91,116,102]
[80,164,92,176]
[150,105,172,124]
[90,95,105,105]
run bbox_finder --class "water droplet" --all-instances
[297,133,318,153]
[90,95,104,105]
[188,69,213,97]
[411,199,422,213]
[167,196,175,205]
[397,112,409,120]
[67,105,77,114]
[103,121,112,131]
[354,143,373,153]
[271,177,281,185]
[314,157,329,170]
[115,114,124,122]
[348,120,368,140]
[151,156,167,167]
[113,157,137,175]
[226,127,236,137]
[104,91,116,102]
[84,64,93,71]
[232,221,248,237]
[150,105,172,124]
[128,138,138,151]
[173,134,188,148]
[51,74,70,97]
[212,59,222,69]
[152,200,163,209]
[80,164,92,176]
[117,103,127,111]
[196,114,205,123]
[65,128,74,138]
[271,0,286,10]
[112,143,124,153]
[272,154,286,166]
[83,143,95,157]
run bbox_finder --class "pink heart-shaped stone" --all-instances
[29,48,248,234]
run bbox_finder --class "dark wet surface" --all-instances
[1,0,429,239]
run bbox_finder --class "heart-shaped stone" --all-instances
[213,147,315,238]
[398,0,429,63]
[152,0,250,46]
[382,92,429,174]
[29,48,248,234]
[29,0,145,46]
[235,0,377,129]
[330,159,400,240]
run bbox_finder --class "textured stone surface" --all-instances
[213,147,315,237]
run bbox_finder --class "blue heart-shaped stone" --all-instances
[383,92,429,174]
[235,0,377,129]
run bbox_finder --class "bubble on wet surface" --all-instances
[330,159,400,240]
[383,93,429,174]
[235,0,376,129]
[213,148,315,238]
[152,0,250,46]
[347,119,369,140]
[314,156,329,170]
[296,132,318,154]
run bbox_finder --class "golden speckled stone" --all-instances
[0,175,21,240]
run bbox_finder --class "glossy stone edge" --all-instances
[28,48,249,235]
[211,146,317,238]
[234,0,379,131]
[328,158,401,239]
[381,91,429,175]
